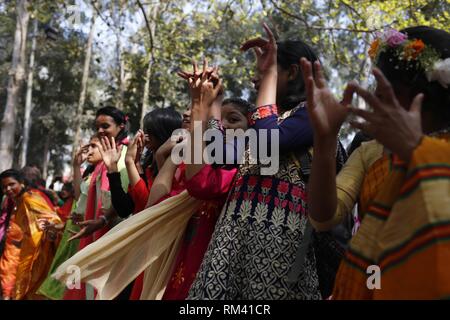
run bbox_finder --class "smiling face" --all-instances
[95,115,123,139]
[221,103,249,130]
[1,177,23,199]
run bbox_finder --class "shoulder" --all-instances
[358,140,384,169]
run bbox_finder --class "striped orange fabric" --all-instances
[333,134,450,300]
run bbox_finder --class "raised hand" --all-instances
[349,68,424,161]
[178,62,219,97]
[300,58,354,139]
[73,143,88,168]
[126,130,145,165]
[240,23,277,75]
[97,136,123,173]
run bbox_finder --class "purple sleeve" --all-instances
[185,165,237,200]
[249,104,313,153]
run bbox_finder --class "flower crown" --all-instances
[368,29,450,88]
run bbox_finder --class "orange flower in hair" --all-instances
[368,38,381,59]
[404,39,425,60]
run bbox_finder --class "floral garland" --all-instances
[368,28,450,88]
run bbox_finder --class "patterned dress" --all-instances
[188,104,321,300]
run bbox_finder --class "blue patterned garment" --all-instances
[188,104,321,300]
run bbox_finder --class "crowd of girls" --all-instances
[0,23,449,300]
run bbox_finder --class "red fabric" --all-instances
[128,164,186,299]
[162,165,236,300]
[57,197,74,223]
[128,167,155,214]
[64,162,109,300]
[129,273,144,300]
[128,178,150,214]
[64,137,128,300]
[34,188,56,210]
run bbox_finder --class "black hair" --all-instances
[60,182,74,199]
[142,107,183,175]
[377,26,450,125]
[0,169,26,185]
[61,182,74,193]
[222,98,254,116]
[95,106,129,142]
[276,40,320,111]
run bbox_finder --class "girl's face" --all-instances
[1,177,24,199]
[145,133,161,153]
[182,107,191,130]
[95,115,123,139]
[86,138,102,164]
[221,104,249,130]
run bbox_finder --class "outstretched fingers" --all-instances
[342,81,356,106]
[410,93,424,115]
[372,68,397,105]
[352,84,382,112]
[313,61,327,89]
[262,22,276,45]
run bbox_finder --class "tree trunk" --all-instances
[114,1,126,110]
[140,53,154,128]
[72,11,97,157]
[20,18,37,168]
[42,134,50,180]
[140,4,159,129]
[0,0,29,171]
[115,34,125,109]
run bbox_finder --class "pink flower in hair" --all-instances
[384,29,407,47]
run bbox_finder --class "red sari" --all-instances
[127,164,187,300]
[56,198,74,223]
[128,163,236,300]
[162,164,236,300]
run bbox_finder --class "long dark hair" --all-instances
[0,169,26,255]
[95,106,129,142]
[276,40,320,111]
[142,107,183,175]
[0,169,26,189]
[377,26,450,125]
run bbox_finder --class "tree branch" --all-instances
[136,0,154,53]
[268,0,393,34]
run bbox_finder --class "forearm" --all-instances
[155,150,168,172]
[126,159,142,188]
[186,101,208,180]
[256,68,277,108]
[107,172,135,217]
[73,165,82,201]
[146,159,178,208]
[308,136,338,223]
